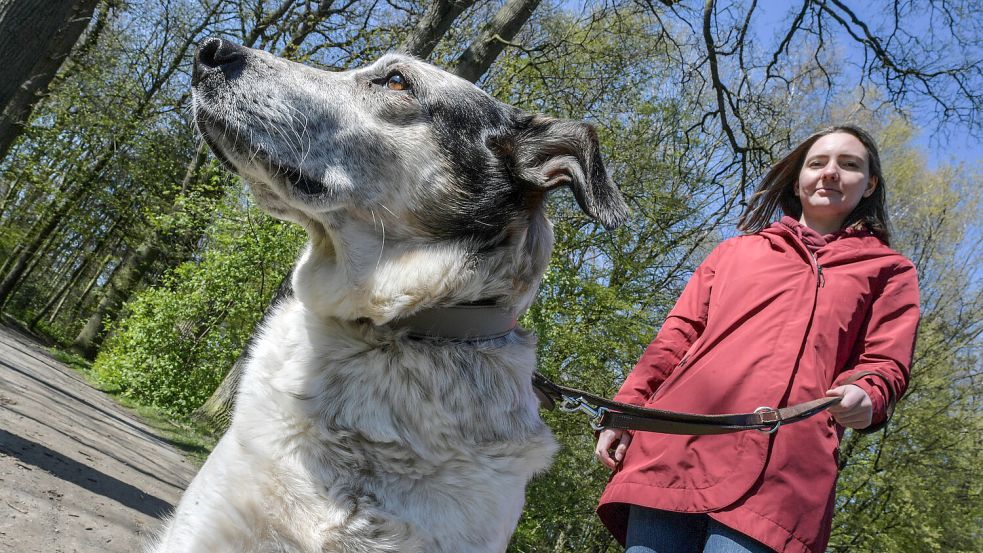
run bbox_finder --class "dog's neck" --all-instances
[385,302,518,342]
[294,217,551,327]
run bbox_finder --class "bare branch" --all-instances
[397,0,475,59]
[765,0,809,79]
[700,0,747,190]
[450,0,541,83]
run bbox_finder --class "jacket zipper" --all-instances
[775,225,826,420]
[811,252,826,288]
[778,223,826,288]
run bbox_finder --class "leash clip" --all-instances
[559,396,609,431]
[753,406,782,434]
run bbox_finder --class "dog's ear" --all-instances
[490,115,629,230]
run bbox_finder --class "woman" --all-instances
[594,126,920,553]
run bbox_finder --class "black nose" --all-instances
[192,38,246,85]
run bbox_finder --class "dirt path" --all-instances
[0,325,196,553]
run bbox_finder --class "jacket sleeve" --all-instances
[834,259,920,433]
[613,242,724,406]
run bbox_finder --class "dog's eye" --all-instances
[385,72,410,91]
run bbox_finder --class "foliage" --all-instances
[92,194,304,417]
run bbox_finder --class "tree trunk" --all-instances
[71,239,160,358]
[12,225,62,297]
[0,183,76,307]
[41,260,88,326]
[30,251,85,328]
[0,244,22,278]
[191,271,294,431]
[0,174,22,221]
[31,220,118,328]
[0,0,101,162]
[0,132,121,307]
[48,239,86,284]
[449,0,541,83]
[397,0,476,59]
[67,250,115,322]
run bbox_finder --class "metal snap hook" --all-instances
[560,396,609,431]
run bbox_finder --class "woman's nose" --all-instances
[820,164,838,180]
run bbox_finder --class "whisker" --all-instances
[375,211,386,270]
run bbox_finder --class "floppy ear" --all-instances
[491,115,629,230]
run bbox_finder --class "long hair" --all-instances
[737,125,890,243]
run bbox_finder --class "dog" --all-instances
[149,37,628,552]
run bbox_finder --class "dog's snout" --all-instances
[197,38,245,68]
[193,38,246,85]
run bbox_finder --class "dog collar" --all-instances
[386,304,517,342]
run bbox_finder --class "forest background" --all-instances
[0,0,980,551]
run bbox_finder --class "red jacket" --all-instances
[597,218,920,553]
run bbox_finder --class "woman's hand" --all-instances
[825,384,873,429]
[594,428,632,470]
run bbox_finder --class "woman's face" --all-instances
[795,132,877,231]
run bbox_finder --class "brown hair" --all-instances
[737,125,890,243]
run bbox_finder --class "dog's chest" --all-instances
[232,308,556,551]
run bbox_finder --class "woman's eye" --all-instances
[385,72,410,91]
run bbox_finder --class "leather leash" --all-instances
[532,370,889,435]
[385,303,889,436]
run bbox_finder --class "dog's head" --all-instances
[192,38,628,324]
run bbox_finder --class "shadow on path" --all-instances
[0,357,210,459]
[0,428,174,519]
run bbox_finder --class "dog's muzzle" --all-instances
[193,37,247,87]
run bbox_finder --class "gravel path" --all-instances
[0,325,196,553]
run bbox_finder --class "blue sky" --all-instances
[747,1,981,172]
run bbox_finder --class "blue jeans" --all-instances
[625,506,773,553]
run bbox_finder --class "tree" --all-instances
[92,198,305,417]
[488,9,734,549]
[685,0,983,191]
[448,0,541,82]
[0,0,102,161]
[398,0,476,59]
